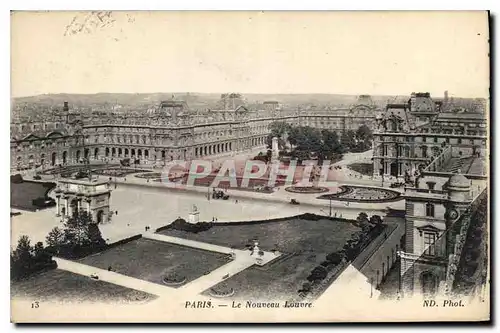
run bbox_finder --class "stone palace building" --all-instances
[372,92,488,297]
[10,94,378,171]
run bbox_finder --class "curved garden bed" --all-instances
[317,185,402,203]
[93,168,151,177]
[285,186,329,194]
[135,172,162,179]
[162,274,187,286]
[209,286,235,298]
[124,290,157,303]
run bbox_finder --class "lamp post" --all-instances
[370,277,373,298]
[329,197,332,217]
[397,251,402,297]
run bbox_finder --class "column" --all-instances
[64,198,69,216]
[55,196,61,216]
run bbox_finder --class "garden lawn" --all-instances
[159,217,360,299]
[11,269,157,304]
[10,180,56,211]
[347,163,373,176]
[78,238,231,287]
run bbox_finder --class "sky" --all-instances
[11,11,490,98]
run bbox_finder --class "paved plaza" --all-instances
[10,149,408,306]
[12,149,404,247]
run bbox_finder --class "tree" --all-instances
[322,129,340,157]
[356,212,370,231]
[46,227,65,247]
[369,215,383,226]
[355,124,373,143]
[63,211,94,246]
[50,211,107,258]
[267,121,292,150]
[13,235,32,263]
[86,223,106,246]
[33,242,44,256]
[11,235,56,281]
[340,130,356,152]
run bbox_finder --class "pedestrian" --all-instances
[115,210,118,215]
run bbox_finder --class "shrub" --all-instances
[301,282,312,293]
[325,252,343,265]
[307,265,328,282]
[320,260,330,267]
[42,182,56,189]
[10,174,23,184]
[356,212,370,229]
[170,219,213,233]
[32,197,56,208]
[326,263,337,272]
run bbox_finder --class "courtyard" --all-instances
[11,269,157,304]
[78,238,231,287]
[11,173,396,247]
[159,216,360,299]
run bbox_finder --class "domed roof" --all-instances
[448,172,470,189]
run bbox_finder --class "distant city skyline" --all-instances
[11,11,489,99]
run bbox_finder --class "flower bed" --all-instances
[285,186,329,194]
[162,274,187,286]
[93,168,150,177]
[209,286,235,298]
[318,185,401,203]
[135,172,162,179]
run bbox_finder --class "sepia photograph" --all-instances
[9,10,490,323]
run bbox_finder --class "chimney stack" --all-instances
[63,101,69,112]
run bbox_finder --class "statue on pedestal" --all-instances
[271,137,279,162]
[188,204,200,224]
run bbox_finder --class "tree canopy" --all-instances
[11,235,56,281]
[265,121,373,163]
[46,211,106,259]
